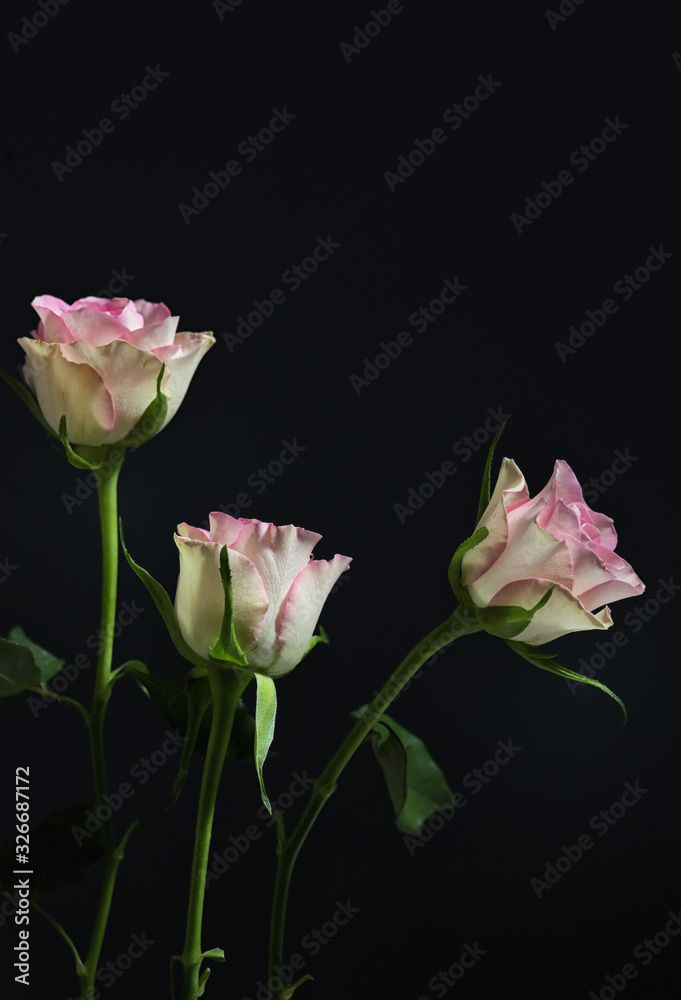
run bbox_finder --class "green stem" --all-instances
[268,604,482,997]
[81,455,124,996]
[178,666,252,1000]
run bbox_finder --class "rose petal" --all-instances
[151,332,215,424]
[463,458,529,584]
[489,578,613,645]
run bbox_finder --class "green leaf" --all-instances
[474,587,554,639]
[351,707,455,836]
[0,363,56,437]
[254,673,277,813]
[506,638,628,723]
[0,637,41,698]
[447,526,488,605]
[119,520,209,669]
[0,803,105,893]
[8,627,64,684]
[201,948,225,961]
[118,364,168,450]
[209,546,249,667]
[475,420,507,526]
[123,665,254,778]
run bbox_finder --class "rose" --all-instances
[18,295,215,446]
[461,458,644,645]
[174,514,352,677]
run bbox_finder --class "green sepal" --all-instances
[475,587,554,639]
[506,638,628,723]
[208,546,249,667]
[300,625,329,661]
[0,803,105,893]
[119,520,210,669]
[118,364,168,450]
[448,526,488,605]
[58,416,111,470]
[351,707,455,836]
[254,673,277,812]
[0,363,56,437]
[475,420,507,525]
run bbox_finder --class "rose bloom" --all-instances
[461,458,644,645]
[174,514,352,677]
[18,295,215,445]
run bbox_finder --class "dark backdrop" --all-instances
[1,2,680,998]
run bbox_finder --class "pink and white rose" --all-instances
[461,458,644,645]
[18,295,215,445]
[174,514,352,678]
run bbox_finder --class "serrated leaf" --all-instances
[506,638,627,723]
[351,707,455,836]
[0,803,105,893]
[254,673,277,812]
[8,627,64,684]
[0,637,41,698]
[119,520,209,669]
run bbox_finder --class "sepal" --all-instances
[208,546,249,668]
[474,587,554,639]
[506,638,627,723]
[119,520,211,669]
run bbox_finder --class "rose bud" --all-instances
[461,458,644,645]
[174,514,352,678]
[18,295,214,446]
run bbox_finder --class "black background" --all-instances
[1,1,680,998]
